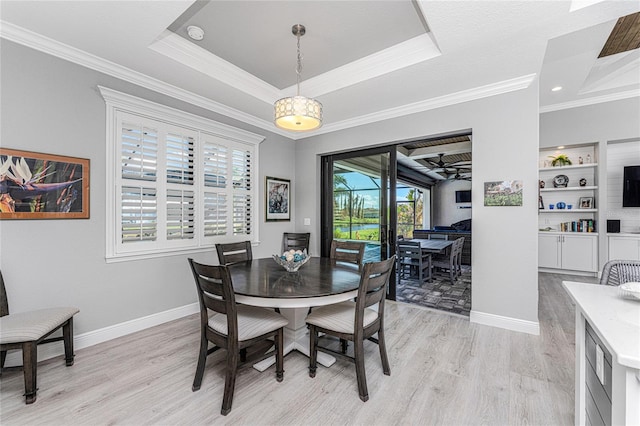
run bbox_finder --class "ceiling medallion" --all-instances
[274,24,323,132]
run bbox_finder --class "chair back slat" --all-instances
[188,259,237,337]
[330,240,365,268]
[600,260,640,286]
[0,270,8,317]
[282,232,310,253]
[216,241,252,265]
[356,256,396,313]
[397,241,422,260]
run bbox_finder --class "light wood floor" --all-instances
[1,273,597,425]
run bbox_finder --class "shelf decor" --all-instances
[579,196,594,209]
[0,148,90,220]
[549,153,572,166]
[266,176,291,221]
[553,174,569,188]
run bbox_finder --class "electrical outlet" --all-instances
[596,344,605,385]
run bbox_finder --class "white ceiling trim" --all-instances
[303,74,537,138]
[539,88,640,113]
[286,33,441,98]
[149,30,282,104]
[0,20,285,137]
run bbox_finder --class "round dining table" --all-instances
[226,257,361,371]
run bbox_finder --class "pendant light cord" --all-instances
[296,32,302,96]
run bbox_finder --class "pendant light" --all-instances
[274,24,323,131]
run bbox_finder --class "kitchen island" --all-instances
[562,281,640,426]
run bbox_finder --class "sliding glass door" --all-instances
[321,146,398,298]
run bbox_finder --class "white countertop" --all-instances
[562,281,640,370]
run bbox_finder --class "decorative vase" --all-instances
[579,178,587,187]
[556,202,566,209]
[539,180,545,189]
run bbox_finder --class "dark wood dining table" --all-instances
[227,257,362,371]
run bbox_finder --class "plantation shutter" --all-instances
[232,148,252,235]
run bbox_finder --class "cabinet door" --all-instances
[562,235,597,272]
[609,237,640,261]
[539,234,560,268]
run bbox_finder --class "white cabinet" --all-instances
[608,235,640,261]
[539,233,598,273]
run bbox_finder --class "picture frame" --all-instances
[578,196,594,209]
[266,176,290,221]
[0,148,90,220]
[539,196,544,210]
[483,180,523,206]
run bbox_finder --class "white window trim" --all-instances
[99,86,264,262]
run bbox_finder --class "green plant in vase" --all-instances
[548,154,572,166]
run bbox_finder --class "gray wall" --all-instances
[295,85,541,326]
[0,40,295,334]
[432,180,472,227]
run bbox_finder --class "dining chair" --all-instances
[330,240,366,269]
[282,232,311,253]
[188,259,288,416]
[431,237,464,284]
[215,241,252,265]
[306,255,395,402]
[600,259,640,286]
[396,240,431,285]
[0,270,79,404]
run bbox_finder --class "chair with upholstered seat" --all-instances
[188,259,288,416]
[215,241,252,265]
[600,259,640,286]
[282,232,310,253]
[330,240,365,270]
[397,240,431,285]
[306,256,395,402]
[0,271,79,404]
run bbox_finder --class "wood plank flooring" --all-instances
[0,273,595,425]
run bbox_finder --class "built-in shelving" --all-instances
[540,186,597,192]
[539,209,597,213]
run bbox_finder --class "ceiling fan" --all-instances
[426,153,471,172]
[445,168,472,181]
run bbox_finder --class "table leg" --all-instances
[252,307,337,372]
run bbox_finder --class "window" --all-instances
[100,87,263,261]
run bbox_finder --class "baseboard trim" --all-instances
[470,310,540,335]
[3,303,199,367]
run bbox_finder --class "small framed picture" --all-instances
[578,196,594,209]
[266,176,290,221]
[539,196,544,210]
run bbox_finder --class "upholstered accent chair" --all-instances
[215,241,252,265]
[600,260,640,286]
[188,259,288,415]
[306,256,395,402]
[0,270,79,404]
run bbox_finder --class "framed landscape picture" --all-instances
[266,176,290,221]
[484,180,523,206]
[0,148,90,219]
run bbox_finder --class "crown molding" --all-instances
[306,74,537,137]
[539,88,640,113]
[0,20,290,138]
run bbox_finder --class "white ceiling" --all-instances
[1,0,639,140]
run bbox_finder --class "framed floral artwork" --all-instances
[266,176,290,221]
[0,148,90,219]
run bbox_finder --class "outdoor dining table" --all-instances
[409,238,454,254]
[226,257,361,371]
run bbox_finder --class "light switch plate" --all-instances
[595,344,605,385]
[304,218,311,226]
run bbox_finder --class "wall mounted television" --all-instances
[622,165,640,207]
[455,190,471,203]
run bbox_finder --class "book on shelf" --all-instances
[559,219,596,233]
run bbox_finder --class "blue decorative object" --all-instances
[556,202,566,209]
[273,249,309,272]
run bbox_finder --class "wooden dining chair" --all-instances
[215,241,252,265]
[330,240,365,270]
[306,256,395,402]
[188,259,288,415]
[282,232,310,253]
[431,237,464,284]
[397,240,431,284]
[0,270,79,404]
[600,260,640,286]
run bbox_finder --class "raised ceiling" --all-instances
[0,0,638,139]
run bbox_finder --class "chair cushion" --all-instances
[0,307,79,344]
[208,305,288,341]
[305,301,378,334]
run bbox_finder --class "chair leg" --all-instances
[308,326,318,378]
[22,342,37,404]
[63,318,75,366]
[377,328,391,376]
[354,338,369,402]
[192,335,208,392]
[221,350,239,416]
[275,329,284,382]
[340,339,348,354]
